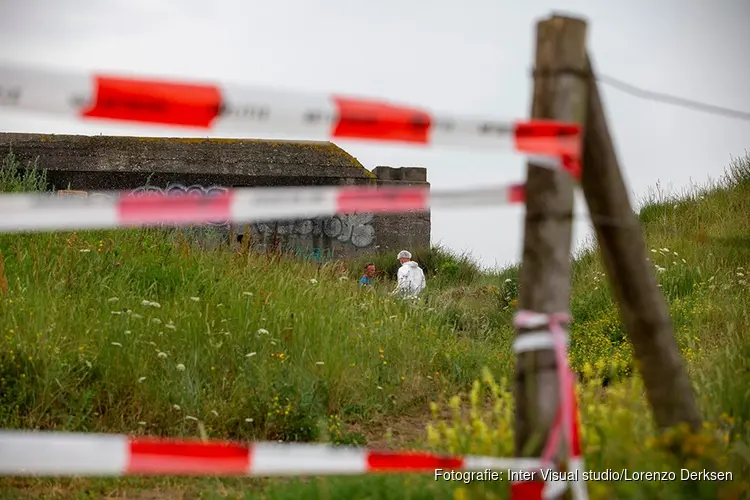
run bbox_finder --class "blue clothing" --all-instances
[359,275,372,287]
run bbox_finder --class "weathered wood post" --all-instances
[513,14,589,498]
[580,54,702,431]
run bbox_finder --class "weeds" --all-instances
[0,151,48,193]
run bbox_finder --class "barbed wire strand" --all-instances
[596,73,750,122]
[521,70,749,228]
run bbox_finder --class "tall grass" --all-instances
[0,151,48,193]
[0,152,748,499]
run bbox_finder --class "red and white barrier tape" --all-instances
[0,182,524,233]
[512,311,588,500]
[0,430,553,478]
[0,62,580,174]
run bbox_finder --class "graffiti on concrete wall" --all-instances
[129,183,230,226]
[63,182,377,251]
[84,183,230,226]
[281,244,335,262]
[254,213,375,248]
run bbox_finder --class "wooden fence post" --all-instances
[579,54,702,431]
[513,13,589,490]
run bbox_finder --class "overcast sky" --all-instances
[1,0,748,270]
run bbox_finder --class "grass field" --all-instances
[0,151,748,499]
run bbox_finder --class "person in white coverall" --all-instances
[392,250,426,299]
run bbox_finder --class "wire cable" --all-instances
[595,73,750,122]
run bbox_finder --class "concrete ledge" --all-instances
[373,165,427,183]
[0,133,375,188]
[0,133,430,259]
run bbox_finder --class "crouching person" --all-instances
[391,250,426,300]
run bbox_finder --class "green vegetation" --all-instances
[0,152,748,499]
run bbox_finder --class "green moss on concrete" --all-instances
[0,133,373,176]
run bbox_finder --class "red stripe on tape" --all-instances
[513,120,581,158]
[366,451,464,472]
[128,438,250,475]
[508,184,525,203]
[570,383,582,457]
[562,155,582,179]
[117,191,233,225]
[510,479,545,500]
[332,97,432,144]
[336,186,429,213]
[82,76,222,128]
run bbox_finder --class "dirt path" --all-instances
[350,410,432,450]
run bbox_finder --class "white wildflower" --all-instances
[107,297,119,303]
[185,415,198,422]
[190,296,200,302]
[377,386,383,390]
[111,311,122,315]
[316,361,324,365]
[172,404,181,411]
[243,291,253,297]
[504,278,512,283]
[256,328,269,335]
[157,351,168,359]
[79,249,91,253]
[138,421,147,426]
[151,318,162,324]
[176,363,186,371]
[246,352,257,358]
[111,342,123,347]
[137,377,146,383]
[245,418,254,423]
[165,323,176,330]
[309,278,318,285]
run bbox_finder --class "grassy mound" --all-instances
[0,152,748,499]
